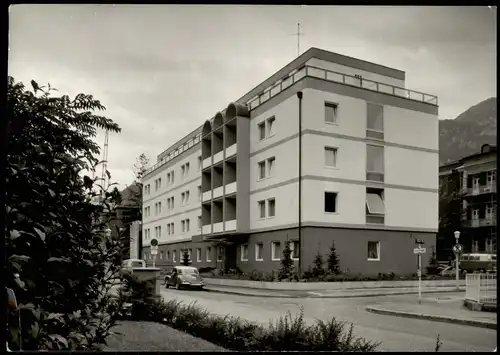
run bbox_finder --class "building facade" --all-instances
[141,47,440,276]
[438,144,497,259]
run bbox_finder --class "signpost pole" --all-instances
[153,254,156,269]
[418,254,422,304]
[454,231,461,291]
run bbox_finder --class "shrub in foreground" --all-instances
[121,277,380,351]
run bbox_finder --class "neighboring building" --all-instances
[141,47,439,276]
[439,144,497,259]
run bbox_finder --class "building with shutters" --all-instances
[438,144,497,260]
[141,47,439,276]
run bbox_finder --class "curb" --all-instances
[366,306,497,330]
[203,287,462,299]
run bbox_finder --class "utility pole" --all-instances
[289,23,305,57]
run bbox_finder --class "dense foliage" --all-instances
[278,240,295,281]
[6,77,128,350]
[327,241,341,275]
[182,249,191,266]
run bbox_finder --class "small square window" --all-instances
[325,147,338,167]
[206,247,212,262]
[267,157,275,177]
[367,241,380,261]
[258,200,266,219]
[241,244,249,261]
[255,243,264,261]
[325,102,338,124]
[324,192,338,213]
[267,199,275,217]
[258,122,266,141]
[258,161,266,180]
[267,116,275,137]
[196,248,202,262]
[271,241,281,261]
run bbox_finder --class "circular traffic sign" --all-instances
[151,238,158,247]
[452,244,463,254]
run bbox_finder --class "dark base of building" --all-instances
[143,226,436,277]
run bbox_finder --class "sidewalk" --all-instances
[366,296,497,330]
[204,285,464,298]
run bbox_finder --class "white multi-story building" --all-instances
[142,47,439,276]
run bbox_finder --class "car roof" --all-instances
[124,259,145,262]
[174,266,198,270]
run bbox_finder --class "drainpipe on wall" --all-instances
[297,91,303,275]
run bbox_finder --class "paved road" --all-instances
[160,287,496,352]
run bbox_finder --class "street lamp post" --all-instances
[454,231,461,290]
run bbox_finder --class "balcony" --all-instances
[464,217,497,228]
[225,181,237,195]
[213,222,224,234]
[226,143,237,159]
[202,191,211,202]
[202,157,212,169]
[202,224,211,235]
[246,65,438,112]
[213,186,223,199]
[225,219,237,231]
[213,151,224,165]
[467,184,497,196]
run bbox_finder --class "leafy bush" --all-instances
[181,249,191,266]
[312,251,326,277]
[6,77,127,350]
[278,240,295,281]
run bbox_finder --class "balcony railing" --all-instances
[246,65,438,111]
[144,133,202,177]
[467,184,497,196]
[463,216,497,228]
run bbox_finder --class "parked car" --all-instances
[120,258,146,276]
[164,266,205,290]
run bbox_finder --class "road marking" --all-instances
[308,292,323,296]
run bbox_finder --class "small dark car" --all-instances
[164,266,205,290]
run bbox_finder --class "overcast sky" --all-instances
[9,5,497,189]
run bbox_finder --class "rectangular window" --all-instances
[324,192,338,213]
[181,220,186,233]
[173,250,176,263]
[241,244,249,261]
[255,243,264,261]
[271,241,281,261]
[188,249,192,260]
[367,241,380,261]
[258,161,266,180]
[181,192,186,206]
[167,224,171,235]
[158,226,162,238]
[198,216,202,230]
[217,247,224,262]
[258,200,266,219]
[267,157,275,177]
[196,248,202,262]
[185,191,190,205]
[167,250,170,260]
[366,103,384,140]
[258,122,266,141]
[186,219,190,232]
[171,197,175,209]
[171,223,174,234]
[267,198,276,217]
[325,102,338,124]
[185,163,190,177]
[366,144,384,182]
[158,202,162,214]
[290,240,300,259]
[181,165,185,178]
[324,147,338,167]
[267,116,275,137]
[206,247,212,262]
[198,186,202,201]
[158,178,162,190]
[198,156,202,171]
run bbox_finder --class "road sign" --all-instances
[151,238,158,247]
[413,247,426,254]
[452,244,463,254]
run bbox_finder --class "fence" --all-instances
[465,273,497,304]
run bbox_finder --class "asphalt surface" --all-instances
[160,286,497,352]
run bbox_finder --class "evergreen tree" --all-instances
[182,249,190,266]
[327,240,341,275]
[312,250,325,277]
[279,240,294,281]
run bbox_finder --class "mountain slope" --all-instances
[439,97,497,165]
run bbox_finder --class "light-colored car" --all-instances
[165,266,205,290]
